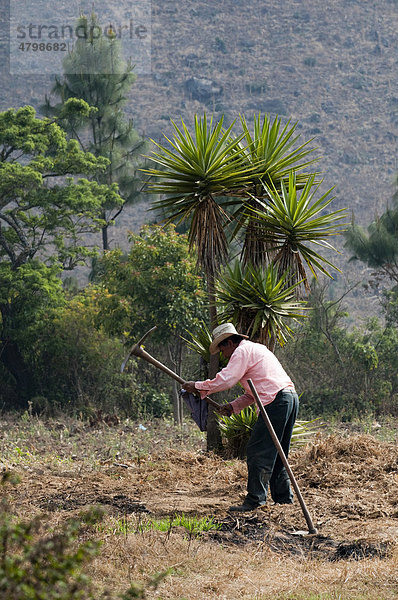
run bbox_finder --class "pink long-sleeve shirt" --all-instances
[195,339,294,414]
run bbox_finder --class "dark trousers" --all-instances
[244,389,299,507]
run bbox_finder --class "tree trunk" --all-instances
[169,339,183,426]
[206,274,223,452]
[0,338,34,410]
[171,379,181,425]
[102,223,109,251]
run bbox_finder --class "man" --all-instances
[183,322,299,512]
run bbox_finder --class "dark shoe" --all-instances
[273,498,293,505]
[228,503,258,512]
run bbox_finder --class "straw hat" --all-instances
[209,323,249,355]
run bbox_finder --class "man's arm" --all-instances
[192,347,250,397]
[230,392,255,414]
[218,392,255,417]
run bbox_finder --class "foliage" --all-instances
[0,262,65,344]
[0,262,137,415]
[183,321,213,365]
[218,405,319,458]
[218,405,259,458]
[248,172,346,290]
[344,198,398,284]
[96,224,206,345]
[215,260,306,348]
[43,12,148,250]
[146,112,344,447]
[0,474,163,599]
[279,282,398,419]
[29,288,136,415]
[144,112,257,445]
[93,224,207,419]
[183,322,229,372]
[146,112,344,344]
[134,383,172,418]
[229,113,317,266]
[0,104,122,407]
[0,473,102,599]
[0,105,118,269]
[236,113,316,190]
[0,262,66,407]
[146,114,256,276]
[107,513,221,536]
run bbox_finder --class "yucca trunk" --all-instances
[206,273,223,451]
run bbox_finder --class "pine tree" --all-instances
[345,197,398,284]
[44,12,149,250]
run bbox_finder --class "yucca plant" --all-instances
[218,405,319,458]
[143,114,259,449]
[144,114,257,280]
[216,260,306,349]
[238,113,317,190]
[183,322,228,370]
[228,113,318,267]
[249,172,347,292]
[218,405,259,458]
[143,113,344,450]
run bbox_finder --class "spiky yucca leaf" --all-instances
[237,113,317,191]
[218,405,259,440]
[218,405,319,458]
[183,322,212,366]
[183,323,228,368]
[248,172,347,289]
[226,113,318,267]
[216,261,306,348]
[143,114,258,274]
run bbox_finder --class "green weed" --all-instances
[98,513,221,537]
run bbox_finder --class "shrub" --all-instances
[0,473,101,599]
[135,383,172,418]
[30,289,136,416]
[0,473,163,599]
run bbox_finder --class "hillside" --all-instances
[1,0,398,311]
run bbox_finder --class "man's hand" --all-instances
[183,381,197,394]
[218,403,233,417]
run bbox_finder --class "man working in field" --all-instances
[183,323,299,512]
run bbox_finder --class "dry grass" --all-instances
[1,415,397,599]
[88,531,398,599]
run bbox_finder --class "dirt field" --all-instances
[1,416,397,599]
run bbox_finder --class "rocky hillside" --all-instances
[1,0,397,308]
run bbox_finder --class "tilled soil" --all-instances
[6,430,398,562]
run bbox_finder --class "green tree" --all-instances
[344,198,398,285]
[0,262,65,408]
[0,105,120,407]
[44,12,148,250]
[95,224,207,423]
[30,288,134,416]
